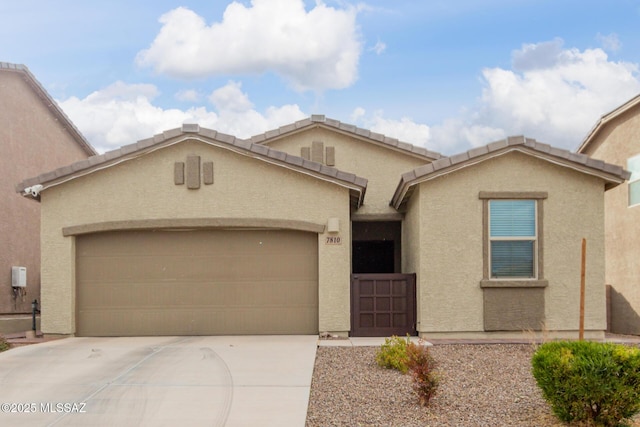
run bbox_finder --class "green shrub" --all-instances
[375,335,412,373]
[532,340,640,427]
[375,336,440,406]
[0,337,10,352]
[407,343,439,406]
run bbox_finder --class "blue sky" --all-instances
[2,0,640,154]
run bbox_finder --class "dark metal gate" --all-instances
[350,273,416,337]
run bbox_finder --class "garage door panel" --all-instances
[78,254,316,282]
[76,230,318,336]
[80,280,319,308]
[80,306,317,336]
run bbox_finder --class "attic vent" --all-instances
[174,156,214,188]
[300,141,335,166]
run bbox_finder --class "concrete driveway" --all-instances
[0,335,318,426]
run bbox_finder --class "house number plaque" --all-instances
[325,236,342,245]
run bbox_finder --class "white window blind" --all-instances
[489,200,536,278]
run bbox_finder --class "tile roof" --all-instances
[247,115,443,161]
[17,124,368,207]
[391,135,631,210]
[0,62,97,156]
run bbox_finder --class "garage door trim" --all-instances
[64,218,326,236]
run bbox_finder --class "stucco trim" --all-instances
[62,218,326,236]
[478,191,548,200]
[480,279,548,288]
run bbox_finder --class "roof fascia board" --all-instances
[18,133,367,206]
[251,120,442,162]
[391,146,628,210]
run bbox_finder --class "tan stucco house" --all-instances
[0,62,96,333]
[578,94,640,335]
[18,116,629,339]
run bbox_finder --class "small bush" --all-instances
[407,343,439,406]
[375,335,439,406]
[532,340,640,427]
[0,337,10,352]
[375,335,412,373]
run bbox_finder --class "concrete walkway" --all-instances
[0,336,317,426]
[2,332,639,426]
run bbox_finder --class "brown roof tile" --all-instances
[391,135,632,210]
[248,115,443,161]
[17,125,368,207]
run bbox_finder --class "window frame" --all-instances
[479,192,548,289]
[628,154,640,208]
[488,199,537,279]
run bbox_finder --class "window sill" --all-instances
[480,279,548,288]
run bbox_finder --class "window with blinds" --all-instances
[489,200,536,278]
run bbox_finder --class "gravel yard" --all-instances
[305,343,640,427]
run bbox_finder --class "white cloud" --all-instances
[351,40,640,154]
[597,32,621,52]
[175,89,200,102]
[136,0,362,92]
[352,108,430,145]
[369,40,386,55]
[205,81,306,137]
[511,38,564,72]
[477,41,640,149]
[350,106,366,122]
[58,81,306,153]
[209,81,253,112]
[350,110,504,155]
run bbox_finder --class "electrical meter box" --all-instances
[12,266,26,287]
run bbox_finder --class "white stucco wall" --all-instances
[40,138,353,334]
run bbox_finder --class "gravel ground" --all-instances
[305,344,639,427]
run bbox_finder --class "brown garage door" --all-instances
[76,229,318,336]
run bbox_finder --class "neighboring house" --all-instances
[17,116,628,339]
[577,94,640,335]
[0,62,96,333]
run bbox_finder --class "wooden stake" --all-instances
[579,238,586,340]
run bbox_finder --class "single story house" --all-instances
[577,94,640,335]
[17,116,629,339]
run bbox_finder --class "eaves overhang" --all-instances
[391,135,630,211]
[16,124,368,208]
[247,115,443,162]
